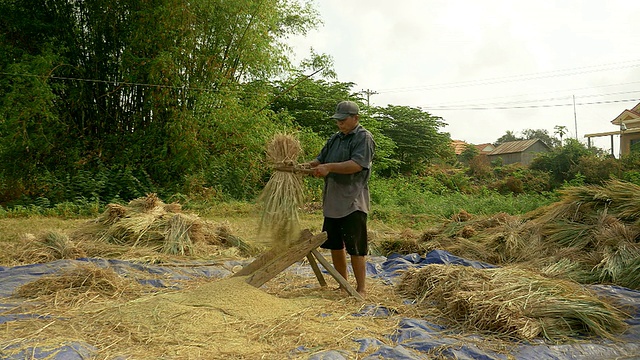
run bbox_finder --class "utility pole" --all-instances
[361,89,378,107]
[573,95,578,140]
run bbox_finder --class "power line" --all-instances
[376,59,640,94]
[2,69,638,113]
[423,97,640,111]
[414,82,640,108]
[0,72,235,93]
[423,90,640,109]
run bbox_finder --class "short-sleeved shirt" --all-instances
[316,124,375,218]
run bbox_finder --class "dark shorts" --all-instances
[321,210,368,256]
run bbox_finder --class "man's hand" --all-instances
[313,164,331,177]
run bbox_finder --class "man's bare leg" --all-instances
[331,249,348,281]
[351,255,366,297]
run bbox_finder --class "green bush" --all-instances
[570,155,622,185]
[529,139,592,186]
[621,171,640,186]
[490,164,551,194]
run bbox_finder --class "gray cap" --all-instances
[331,101,359,120]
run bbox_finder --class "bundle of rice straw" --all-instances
[73,194,210,255]
[397,264,629,341]
[15,263,147,303]
[258,133,305,245]
[16,231,87,264]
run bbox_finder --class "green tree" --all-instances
[374,105,452,174]
[521,129,560,148]
[495,130,522,146]
[269,77,355,139]
[554,125,568,145]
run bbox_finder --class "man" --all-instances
[307,100,375,297]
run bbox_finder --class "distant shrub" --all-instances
[489,164,551,194]
[570,155,622,185]
[621,171,640,185]
[467,155,492,179]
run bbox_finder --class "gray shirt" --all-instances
[316,125,375,218]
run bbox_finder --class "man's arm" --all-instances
[313,160,362,177]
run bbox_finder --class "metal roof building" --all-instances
[487,139,551,166]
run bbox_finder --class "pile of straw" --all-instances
[395,180,640,289]
[397,264,629,341]
[258,133,305,244]
[15,263,148,304]
[15,231,87,264]
[370,229,424,257]
[72,194,226,256]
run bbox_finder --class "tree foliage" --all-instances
[374,105,452,174]
[529,138,595,186]
[0,0,319,203]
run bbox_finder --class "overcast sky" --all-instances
[287,0,640,155]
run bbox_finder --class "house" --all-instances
[451,140,495,156]
[584,102,640,157]
[487,139,551,166]
[611,102,640,155]
[451,140,469,155]
[474,143,495,155]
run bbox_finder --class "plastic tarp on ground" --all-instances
[2,251,640,359]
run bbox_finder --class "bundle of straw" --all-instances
[397,264,629,341]
[16,231,87,264]
[258,133,305,244]
[72,194,216,255]
[15,263,146,302]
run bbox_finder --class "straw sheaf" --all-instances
[127,193,162,212]
[266,133,303,165]
[16,231,86,264]
[259,133,306,244]
[397,264,629,341]
[539,180,640,224]
[70,195,240,256]
[410,180,640,289]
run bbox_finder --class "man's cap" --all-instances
[331,101,359,120]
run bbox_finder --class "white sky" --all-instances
[286,0,640,156]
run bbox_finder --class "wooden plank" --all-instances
[233,229,313,277]
[244,232,328,288]
[310,249,364,301]
[306,253,327,287]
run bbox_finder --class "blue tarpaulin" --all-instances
[2,251,640,359]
